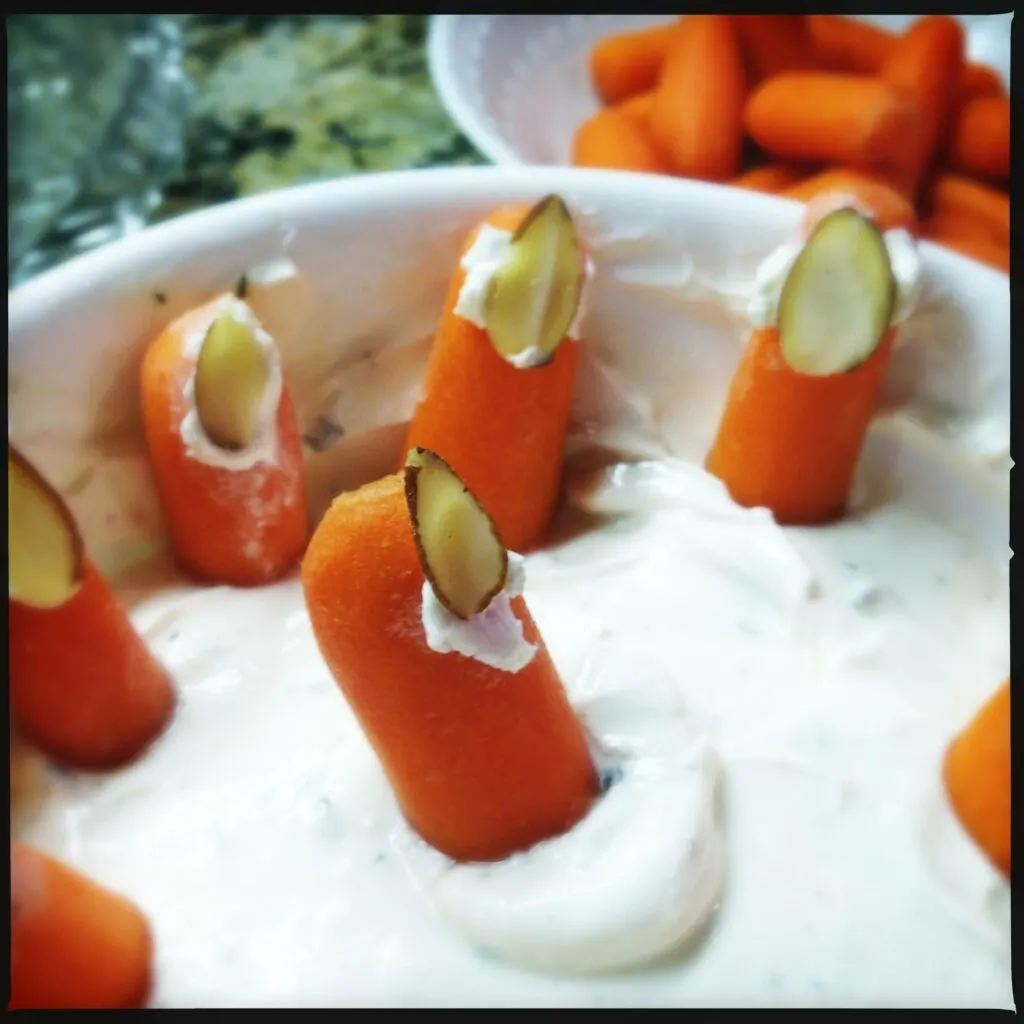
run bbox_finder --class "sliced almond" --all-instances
[778,206,896,376]
[483,194,585,368]
[194,308,271,450]
[8,444,85,609]
[404,448,508,620]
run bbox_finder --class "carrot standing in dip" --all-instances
[706,202,906,525]
[8,445,175,769]
[302,449,598,864]
[10,842,154,1009]
[943,680,1010,879]
[402,196,587,553]
[140,292,308,586]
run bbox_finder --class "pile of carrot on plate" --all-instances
[576,14,1009,273]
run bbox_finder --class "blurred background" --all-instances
[7,13,1011,288]
[7,14,483,286]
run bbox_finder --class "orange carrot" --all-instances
[572,107,671,174]
[734,15,819,80]
[649,15,747,181]
[614,89,655,128]
[301,473,598,863]
[10,842,154,1009]
[402,204,583,553]
[959,62,1006,101]
[139,294,309,586]
[10,558,176,770]
[706,325,896,524]
[731,162,811,195]
[588,20,682,105]
[878,15,965,199]
[943,681,1010,878]
[783,168,919,234]
[807,14,895,73]
[927,173,1009,248]
[809,15,1003,101]
[923,224,1009,274]
[745,73,912,169]
[945,95,1010,183]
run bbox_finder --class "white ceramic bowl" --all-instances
[428,14,1013,166]
[8,167,1010,1007]
[9,165,1009,576]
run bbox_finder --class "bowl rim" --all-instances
[8,164,1007,341]
[426,14,524,167]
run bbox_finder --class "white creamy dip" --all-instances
[14,409,1010,1008]
[453,223,594,349]
[179,295,285,472]
[421,552,537,672]
[749,228,923,329]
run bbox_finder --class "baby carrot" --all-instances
[943,681,1010,878]
[571,107,671,174]
[783,168,918,233]
[706,325,896,524]
[614,89,655,128]
[734,15,819,81]
[745,73,912,169]
[809,14,1003,101]
[140,293,309,586]
[945,95,1010,183]
[649,14,747,181]
[402,201,584,553]
[927,173,1009,248]
[808,15,894,73]
[958,62,1006,101]
[10,842,154,1009]
[878,15,965,199]
[301,472,598,864]
[588,20,682,105]
[923,223,1009,274]
[731,162,810,195]
[10,558,177,770]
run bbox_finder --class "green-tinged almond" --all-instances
[778,207,896,376]
[8,444,85,609]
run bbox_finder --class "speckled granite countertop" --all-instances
[155,14,483,222]
[8,14,483,283]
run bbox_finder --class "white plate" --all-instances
[428,14,1013,166]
